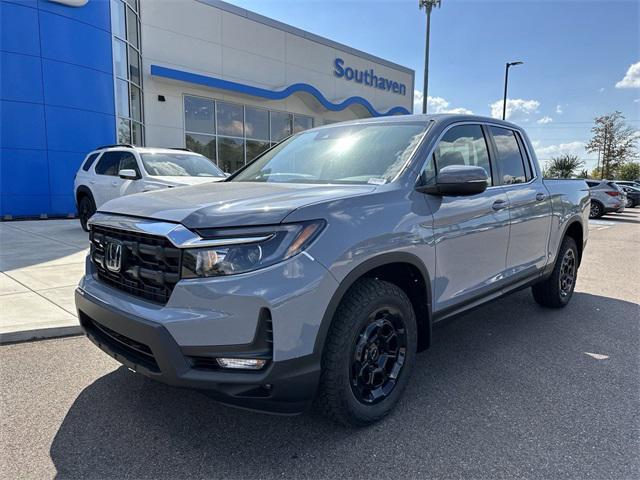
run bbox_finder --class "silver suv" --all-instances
[586,180,625,218]
[76,115,589,426]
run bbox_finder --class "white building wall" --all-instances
[138,0,414,152]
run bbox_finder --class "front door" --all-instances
[422,124,511,313]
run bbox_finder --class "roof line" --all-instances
[196,0,415,76]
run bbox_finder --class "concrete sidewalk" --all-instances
[0,220,88,343]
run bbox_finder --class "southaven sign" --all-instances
[333,58,407,96]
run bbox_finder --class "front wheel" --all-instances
[315,278,417,426]
[78,196,95,232]
[532,236,578,308]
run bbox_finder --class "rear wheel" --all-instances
[78,195,95,232]
[315,278,417,426]
[589,200,603,219]
[532,236,578,308]
[625,197,633,208]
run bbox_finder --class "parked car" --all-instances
[74,145,227,230]
[618,185,640,208]
[586,180,625,218]
[76,115,589,426]
[613,180,640,188]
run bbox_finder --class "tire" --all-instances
[78,195,95,232]
[532,236,578,308]
[315,278,417,427]
[589,200,604,219]
[625,198,633,208]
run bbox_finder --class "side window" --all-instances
[119,152,139,174]
[490,127,526,185]
[515,132,534,180]
[82,153,100,172]
[433,124,492,186]
[95,151,123,176]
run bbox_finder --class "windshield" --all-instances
[231,122,428,184]
[140,153,226,177]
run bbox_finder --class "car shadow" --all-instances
[49,290,639,479]
[600,214,639,224]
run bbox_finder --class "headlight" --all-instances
[181,220,325,278]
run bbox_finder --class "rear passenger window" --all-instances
[433,125,492,186]
[490,127,527,185]
[82,153,99,172]
[95,151,123,176]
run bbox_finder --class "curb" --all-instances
[0,325,83,345]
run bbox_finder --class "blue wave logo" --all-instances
[150,65,411,117]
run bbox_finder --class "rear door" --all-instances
[423,123,511,312]
[488,126,551,278]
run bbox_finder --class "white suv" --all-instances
[74,145,226,231]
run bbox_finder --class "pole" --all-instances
[502,63,509,120]
[422,4,432,114]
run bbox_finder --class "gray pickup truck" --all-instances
[76,114,590,426]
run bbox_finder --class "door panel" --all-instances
[503,183,551,275]
[428,189,510,311]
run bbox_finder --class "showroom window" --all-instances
[184,95,314,173]
[111,0,144,145]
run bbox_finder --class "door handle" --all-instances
[536,193,546,201]
[111,181,119,187]
[492,199,507,211]
[89,180,96,185]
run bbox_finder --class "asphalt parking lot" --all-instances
[1,210,638,479]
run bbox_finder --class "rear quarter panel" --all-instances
[543,179,590,265]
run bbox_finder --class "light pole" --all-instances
[419,0,441,114]
[502,61,523,120]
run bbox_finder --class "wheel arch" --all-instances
[75,185,95,209]
[314,252,433,363]
[562,218,585,265]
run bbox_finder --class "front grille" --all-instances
[90,225,181,304]
[80,312,160,372]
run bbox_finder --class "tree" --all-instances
[586,111,638,179]
[546,154,584,178]
[578,168,589,179]
[617,162,640,181]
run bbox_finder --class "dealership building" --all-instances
[0,0,414,218]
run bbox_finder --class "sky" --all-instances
[228,0,639,170]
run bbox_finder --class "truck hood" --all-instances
[99,181,376,228]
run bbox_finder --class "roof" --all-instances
[197,0,414,76]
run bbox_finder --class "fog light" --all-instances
[216,358,267,370]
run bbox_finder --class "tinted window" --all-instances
[586,181,599,187]
[515,132,533,180]
[185,96,215,134]
[119,152,139,173]
[245,107,269,141]
[95,151,124,175]
[82,153,100,172]
[490,127,526,185]
[433,125,492,185]
[270,111,292,142]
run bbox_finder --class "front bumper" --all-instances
[76,287,321,414]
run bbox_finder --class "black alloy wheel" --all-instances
[558,248,576,298]
[350,306,407,405]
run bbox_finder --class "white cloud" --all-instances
[555,104,563,115]
[490,98,540,122]
[413,90,473,115]
[634,98,640,103]
[615,61,640,88]
[598,87,605,93]
[537,116,553,124]
[534,141,586,160]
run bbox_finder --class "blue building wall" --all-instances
[0,0,115,218]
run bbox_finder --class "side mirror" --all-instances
[118,168,139,180]
[417,165,489,196]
